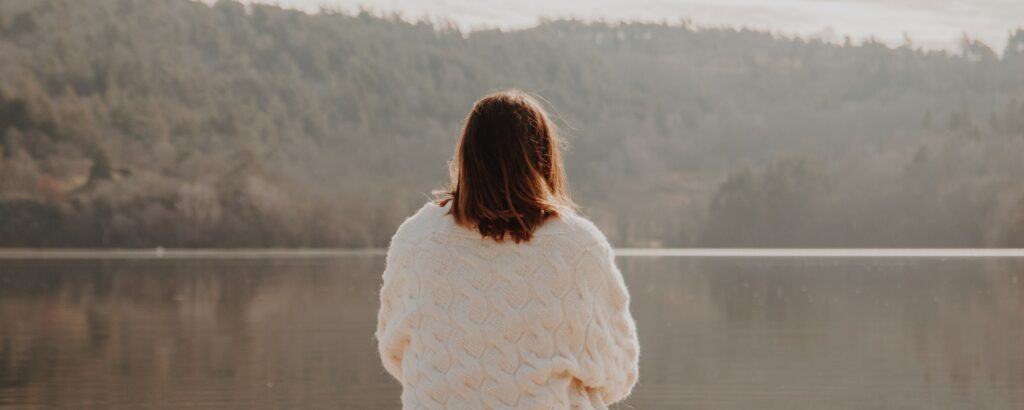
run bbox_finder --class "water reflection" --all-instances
[624,257,1024,408]
[1,256,1022,408]
[0,257,393,408]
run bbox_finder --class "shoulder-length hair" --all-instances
[436,90,575,243]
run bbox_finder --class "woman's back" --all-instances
[376,201,639,409]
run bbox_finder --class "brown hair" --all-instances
[436,90,575,243]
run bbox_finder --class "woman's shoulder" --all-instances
[389,200,611,247]
[538,207,611,247]
[390,200,452,245]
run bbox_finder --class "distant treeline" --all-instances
[1,0,1023,247]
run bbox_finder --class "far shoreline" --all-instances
[2,248,1024,259]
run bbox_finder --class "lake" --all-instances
[1,252,1023,409]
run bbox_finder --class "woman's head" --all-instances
[438,90,574,243]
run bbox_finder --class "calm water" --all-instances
[1,254,1023,409]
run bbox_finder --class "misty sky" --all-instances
[236,0,1024,52]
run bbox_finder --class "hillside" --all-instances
[1,0,1023,247]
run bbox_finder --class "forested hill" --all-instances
[1,0,1023,248]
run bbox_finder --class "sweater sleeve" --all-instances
[375,238,415,383]
[567,238,640,405]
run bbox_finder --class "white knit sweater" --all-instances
[376,201,639,409]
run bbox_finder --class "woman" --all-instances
[376,90,639,409]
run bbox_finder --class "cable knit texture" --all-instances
[376,201,639,409]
